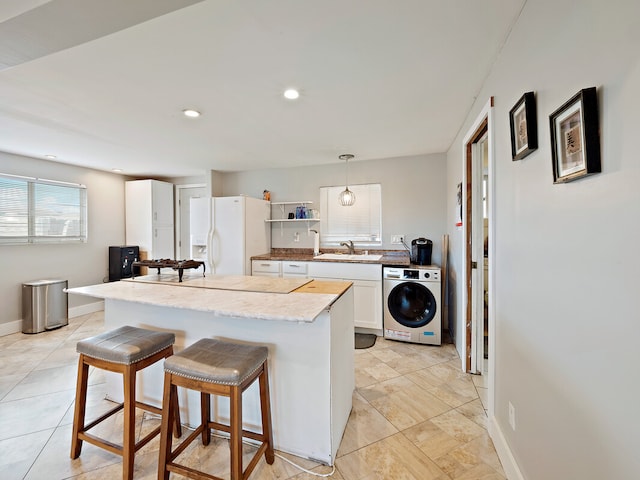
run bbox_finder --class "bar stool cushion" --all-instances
[165,338,268,386]
[76,325,175,365]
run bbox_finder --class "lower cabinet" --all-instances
[252,260,382,331]
[282,261,309,278]
[251,260,309,278]
[308,262,382,332]
[350,279,382,330]
[251,260,281,277]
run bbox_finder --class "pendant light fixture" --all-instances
[338,154,356,206]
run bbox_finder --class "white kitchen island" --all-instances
[67,274,354,465]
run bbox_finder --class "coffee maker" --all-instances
[411,238,433,265]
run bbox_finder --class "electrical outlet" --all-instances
[508,401,516,431]
[293,232,300,242]
[391,235,404,244]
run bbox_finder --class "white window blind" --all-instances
[0,173,87,244]
[319,184,382,246]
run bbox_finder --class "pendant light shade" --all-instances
[338,187,356,206]
[338,154,356,206]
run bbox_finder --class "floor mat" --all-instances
[355,333,377,349]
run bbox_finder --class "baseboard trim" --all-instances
[0,301,104,337]
[69,301,104,318]
[489,414,525,480]
[0,320,22,337]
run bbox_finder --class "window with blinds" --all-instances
[0,173,87,244]
[319,184,382,246]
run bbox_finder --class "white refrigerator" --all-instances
[190,196,271,275]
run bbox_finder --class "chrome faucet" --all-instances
[340,240,355,254]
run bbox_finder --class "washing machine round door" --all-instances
[387,282,437,328]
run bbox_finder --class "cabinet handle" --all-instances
[260,263,271,266]
[288,264,300,268]
[154,228,157,238]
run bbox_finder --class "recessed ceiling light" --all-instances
[112,168,123,173]
[283,89,300,100]
[183,109,201,118]
[45,154,57,159]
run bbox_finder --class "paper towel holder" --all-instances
[309,229,319,256]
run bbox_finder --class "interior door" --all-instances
[463,99,493,375]
[471,134,488,373]
[176,184,206,259]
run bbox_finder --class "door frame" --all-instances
[461,98,495,413]
[174,183,206,260]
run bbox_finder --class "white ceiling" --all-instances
[0,0,525,177]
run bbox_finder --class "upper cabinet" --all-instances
[150,180,174,226]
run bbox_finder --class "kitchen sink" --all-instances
[313,253,383,261]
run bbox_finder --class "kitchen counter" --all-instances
[252,248,411,266]
[68,274,350,322]
[67,274,354,465]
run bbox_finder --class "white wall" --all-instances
[221,153,447,263]
[0,152,127,327]
[446,1,640,478]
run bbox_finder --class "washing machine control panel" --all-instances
[383,267,440,281]
[421,271,438,280]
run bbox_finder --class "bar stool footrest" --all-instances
[167,462,224,480]
[207,421,267,443]
[78,432,124,457]
[81,403,124,432]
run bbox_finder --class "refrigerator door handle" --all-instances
[208,199,217,274]
[207,227,215,274]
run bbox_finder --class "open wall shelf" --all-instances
[267,201,319,236]
[266,201,319,223]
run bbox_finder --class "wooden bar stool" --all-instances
[70,325,182,480]
[158,338,275,480]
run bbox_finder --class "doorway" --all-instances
[462,98,495,413]
[175,184,206,260]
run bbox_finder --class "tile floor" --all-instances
[0,312,504,479]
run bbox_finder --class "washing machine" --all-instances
[383,266,441,345]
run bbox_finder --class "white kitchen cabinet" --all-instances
[151,181,174,225]
[126,180,175,259]
[282,261,309,278]
[252,260,309,278]
[252,260,381,330]
[251,260,281,277]
[350,279,382,330]
[308,262,382,331]
[152,225,175,260]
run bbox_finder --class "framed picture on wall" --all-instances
[549,87,601,183]
[509,91,538,160]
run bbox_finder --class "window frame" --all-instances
[319,183,382,247]
[0,173,88,245]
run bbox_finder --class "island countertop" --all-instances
[67,274,351,323]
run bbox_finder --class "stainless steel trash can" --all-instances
[22,279,68,334]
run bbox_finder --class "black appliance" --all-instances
[411,238,433,266]
[109,246,139,282]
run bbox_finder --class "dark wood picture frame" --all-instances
[509,91,538,160]
[549,87,601,183]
